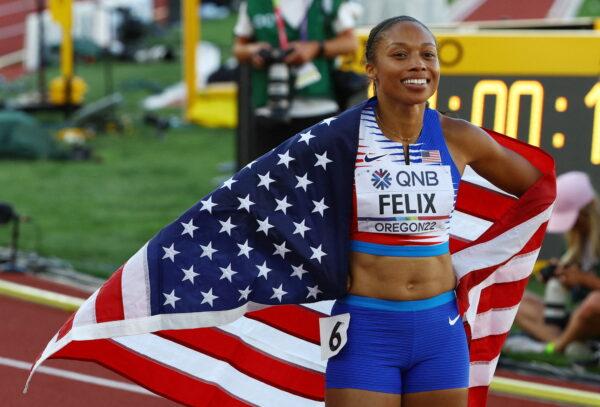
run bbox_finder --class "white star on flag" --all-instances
[162,244,179,262]
[277,151,295,168]
[199,196,217,213]
[199,241,217,260]
[256,261,271,279]
[219,217,237,236]
[237,240,253,258]
[293,219,311,237]
[306,285,322,299]
[270,284,287,302]
[237,194,254,212]
[256,217,273,235]
[200,288,218,307]
[244,159,256,169]
[273,241,291,259]
[219,263,237,282]
[221,177,237,190]
[312,198,329,216]
[295,173,313,192]
[321,116,336,126]
[181,265,199,284]
[257,172,275,190]
[310,244,326,263]
[298,131,315,145]
[314,151,332,170]
[180,218,198,238]
[290,264,309,280]
[274,196,292,214]
[163,290,180,308]
[238,286,252,301]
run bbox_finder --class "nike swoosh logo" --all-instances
[364,154,387,162]
[448,315,461,326]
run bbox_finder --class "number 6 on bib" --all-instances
[319,313,350,360]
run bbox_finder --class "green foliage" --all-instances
[0,16,237,277]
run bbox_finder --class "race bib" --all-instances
[319,313,350,360]
[355,163,454,234]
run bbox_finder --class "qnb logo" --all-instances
[371,169,392,190]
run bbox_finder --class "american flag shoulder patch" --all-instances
[421,150,441,163]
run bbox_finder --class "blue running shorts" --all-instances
[325,291,469,394]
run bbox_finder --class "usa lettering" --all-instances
[379,193,436,214]
[395,170,439,187]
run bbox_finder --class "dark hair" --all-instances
[365,16,434,64]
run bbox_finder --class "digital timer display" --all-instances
[430,77,600,170]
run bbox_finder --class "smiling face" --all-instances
[366,21,440,106]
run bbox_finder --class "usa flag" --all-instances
[28,100,555,407]
[421,149,442,163]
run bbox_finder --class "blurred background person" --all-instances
[509,171,600,358]
[232,0,360,158]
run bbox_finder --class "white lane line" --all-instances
[0,356,157,396]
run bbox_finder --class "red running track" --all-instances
[0,272,582,406]
[462,0,555,21]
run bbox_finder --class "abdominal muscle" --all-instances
[348,251,456,300]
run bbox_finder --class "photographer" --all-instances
[233,0,359,158]
[511,171,600,356]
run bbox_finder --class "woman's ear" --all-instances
[365,63,377,82]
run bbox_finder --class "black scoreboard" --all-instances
[433,76,599,181]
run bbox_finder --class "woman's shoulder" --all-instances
[437,111,493,167]
[438,112,488,143]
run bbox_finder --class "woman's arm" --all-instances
[284,29,358,65]
[557,265,600,290]
[443,116,541,197]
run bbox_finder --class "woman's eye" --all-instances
[393,53,407,58]
[423,52,436,58]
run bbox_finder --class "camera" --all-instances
[258,48,294,122]
[539,263,557,283]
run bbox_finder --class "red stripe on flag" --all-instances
[456,181,517,222]
[158,328,325,401]
[51,337,250,406]
[95,265,125,323]
[449,234,472,253]
[476,279,529,314]
[469,332,509,362]
[456,225,548,320]
[458,226,547,299]
[246,305,322,344]
[57,313,75,340]
[468,386,489,407]
[486,129,556,173]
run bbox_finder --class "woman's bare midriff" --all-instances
[348,251,456,300]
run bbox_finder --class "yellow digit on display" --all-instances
[471,80,507,133]
[448,96,461,111]
[506,81,544,146]
[584,82,600,165]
